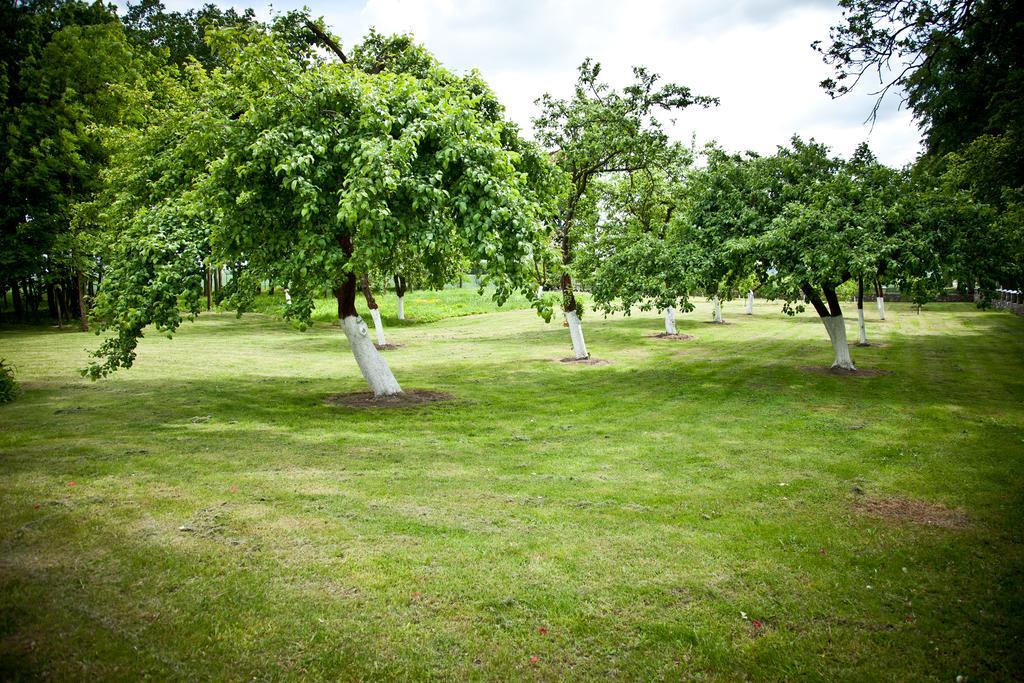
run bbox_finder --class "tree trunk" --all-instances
[335,247,401,395]
[856,276,867,346]
[565,308,588,359]
[664,306,677,335]
[11,281,24,320]
[394,274,406,320]
[802,282,856,370]
[205,266,212,311]
[67,277,80,320]
[77,272,89,332]
[746,290,754,315]
[54,284,64,329]
[284,288,292,305]
[46,282,58,320]
[361,274,387,347]
[561,228,589,358]
[874,277,885,320]
[712,296,723,323]
[822,315,856,370]
[30,280,42,318]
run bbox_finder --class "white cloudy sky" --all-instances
[154,0,923,167]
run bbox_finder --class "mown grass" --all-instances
[242,281,536,325]
[1,295,1023,680]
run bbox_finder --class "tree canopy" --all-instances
[86,23,559,392]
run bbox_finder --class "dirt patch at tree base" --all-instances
[850,342,889,348]
[324,390,453,409]
[704,320,731,325]
[650,333,695,341]
[855,496,971,529]
[558,357,610,366]
[798,366,892,378]
[374,343,402,351]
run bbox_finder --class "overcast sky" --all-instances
[155,0,923,167]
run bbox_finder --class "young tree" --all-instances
[532,60,715,359]
[687,138,907,370]
[394,274,407,319]
[87,24,557,396]
[578,147,696,335]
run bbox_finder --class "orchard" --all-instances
[1,1,1022,679]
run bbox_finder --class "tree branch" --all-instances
[304,19,347,63]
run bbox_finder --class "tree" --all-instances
[1,1,143,325]
[87,24,557,397]
[814,0,1023,157]
[532,60,715,359]
[121,0,259,70]
[815,0,1024,299]
[687,138,910,370]
[577,145,696,335]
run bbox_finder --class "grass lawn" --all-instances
[242,281,535,325]
[1,295,1023,680]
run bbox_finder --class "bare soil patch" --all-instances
[850,341,889,348]
[855,496,971,529]
[558,357,610,366]
[650,333,695,341]
[324,389,454,409]
[704,320,731,325]
[374,343,402,351]
[798,366,892,378]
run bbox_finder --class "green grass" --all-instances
[1,295,1023,680]
[243,282,535,325]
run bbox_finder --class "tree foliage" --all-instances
[686,137,915,318]
[578,145,697,315]
[1,1,142,301]
[533,59,716,315]
[87,24,558,377]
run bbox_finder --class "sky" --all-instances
[154,0,924,167]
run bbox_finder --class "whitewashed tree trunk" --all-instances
[565,309,589,359]
[746,290,754,315]
[341,315,402,396]
[713,297,724,323]
[664,306,677,335]
[857,307,868,345]
[821,315,856,370]
[536,285,544,299]
[368,308,387,346]
[396,295,405,320]
[876,296,886,320]
[284,288,292,305]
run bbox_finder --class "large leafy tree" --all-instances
[1,0,141,325]
[87,24,557,396]
[814,0,1023,157]
[815,0,1024,295]
[687,138,911,370]
[532,60,715,359]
